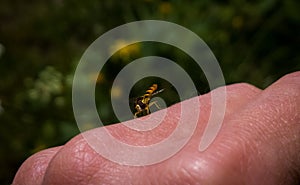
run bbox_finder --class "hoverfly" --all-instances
[133,84,164,118]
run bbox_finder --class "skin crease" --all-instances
[12,72,300,185]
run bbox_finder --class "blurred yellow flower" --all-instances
[111,85,122,99]
[89,72,105,84]
[110,39,140,60]
[159,2,172,15]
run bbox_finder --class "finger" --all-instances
[12,146,62,185]
[202,71,300,185]
[42,82,261,185]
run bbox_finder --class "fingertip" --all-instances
[12,147,62,185]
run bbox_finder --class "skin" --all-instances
[13,71,300,185]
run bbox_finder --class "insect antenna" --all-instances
[151,88,164,96]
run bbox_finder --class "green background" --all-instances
[0,0,299,184]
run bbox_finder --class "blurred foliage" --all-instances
[0,0,299,184]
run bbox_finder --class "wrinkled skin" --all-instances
[13,72,300,185]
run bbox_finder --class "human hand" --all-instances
[13,72,300,185]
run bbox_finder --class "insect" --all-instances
[133,84,164,118]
